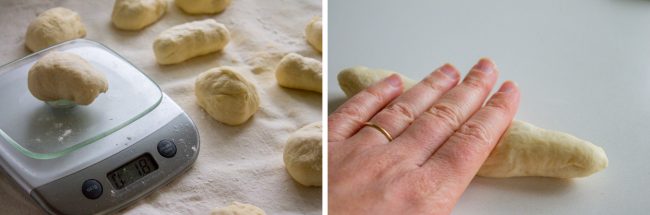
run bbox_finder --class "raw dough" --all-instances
[337,66,416,97]
[275,53,322,93]
[338,69,609,178]
[111,0,167,30]
[305,16,322,53]
[478,120,608,178]
[283,121,322,187]
[28,51,108,106]
[211,202,266,215]
[25,7,86,52]
[176,0,231,14]
[154,19,230,65]
[195,67,259,125]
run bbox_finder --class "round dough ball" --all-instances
[275,53,322,93]
[283,121,322,187]
[305,16,322,53]
[28,51,108,106]
[25,7,86,52]
[211,202,266,215]
[176,0,231,14]
[111,0,167,30]
[195,67,260,125]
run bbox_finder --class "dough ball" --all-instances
[111,0,167,30]
[195,67,259,125]
[176,0,231,14]
[337,66,416,97]
[275,53,322,93]
[283,121,322,187]
[478,120,608,178]
[25,7,87,52]
[305,16,322,53]
[211,202,266,215]
[28,51,108,106]
[154,19,230,65]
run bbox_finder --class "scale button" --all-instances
[82,179,103,200]
[157,139,177,158]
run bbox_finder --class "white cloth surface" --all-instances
[0,0,322,214]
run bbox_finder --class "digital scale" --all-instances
[0,39,200,214]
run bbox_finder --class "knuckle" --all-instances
[462,75,489,91]
[422,75,448,92]
[485,95,513,115]
[332,104,365,124]
[456,121,493,146]
[363,86,388,104]
[384,102,417,122]
[425,103,464,128]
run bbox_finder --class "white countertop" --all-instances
[329,0,650,214]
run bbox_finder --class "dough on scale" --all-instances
[211,202,266,215]
[283,121,322,187]
[337,66,416,98]
[275,53,322,93]
[28,51,108,106]
[176,0,231,14]
[337,68,608,178]
[154,19,230,65]
[305,16,322,53]
[111,0,167,30]
[25,7,86,52]
[195,67,260,125]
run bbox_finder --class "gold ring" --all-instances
[364,122,393,141]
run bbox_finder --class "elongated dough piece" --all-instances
[337,66,416,97]
[111,0,167,30]
[275,53,322,93]
[478,120,608,178]
[176,0,231,14]
[153,19,230,65]
[305,16,322,53]
[337,68,608,178]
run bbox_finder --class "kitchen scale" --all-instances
[0,39,200,214]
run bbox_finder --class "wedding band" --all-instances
[364,122,393,141]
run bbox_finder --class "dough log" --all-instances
[25,7,86,52]
[337,68,608,178]
[284,121,322,187]
[211,202,266,215]
[111,0,167,30]
[305,16,322,53]
[176,0,231,14]
[275,53,322,93]
[478,120,608,178]
[154,19,230,65]
[337,66,416,97]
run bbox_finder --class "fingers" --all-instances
[393,58,499,164]
[328,74,403,144]
[423,81,520,192]
[352,64,460,146]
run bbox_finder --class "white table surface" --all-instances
[329,0,650,214]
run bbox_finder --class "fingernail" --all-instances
[439,64,459,79]
[473,58,494,73]
[498,81,517,93]
[386,74,402,87]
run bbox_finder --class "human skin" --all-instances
[328,58,520,214]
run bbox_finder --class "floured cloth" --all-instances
[0,0,322,214]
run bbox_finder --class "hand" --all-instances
[328,58,520,214]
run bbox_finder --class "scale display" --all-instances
[107,153,159,189]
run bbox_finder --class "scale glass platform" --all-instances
[0,39,200,214]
